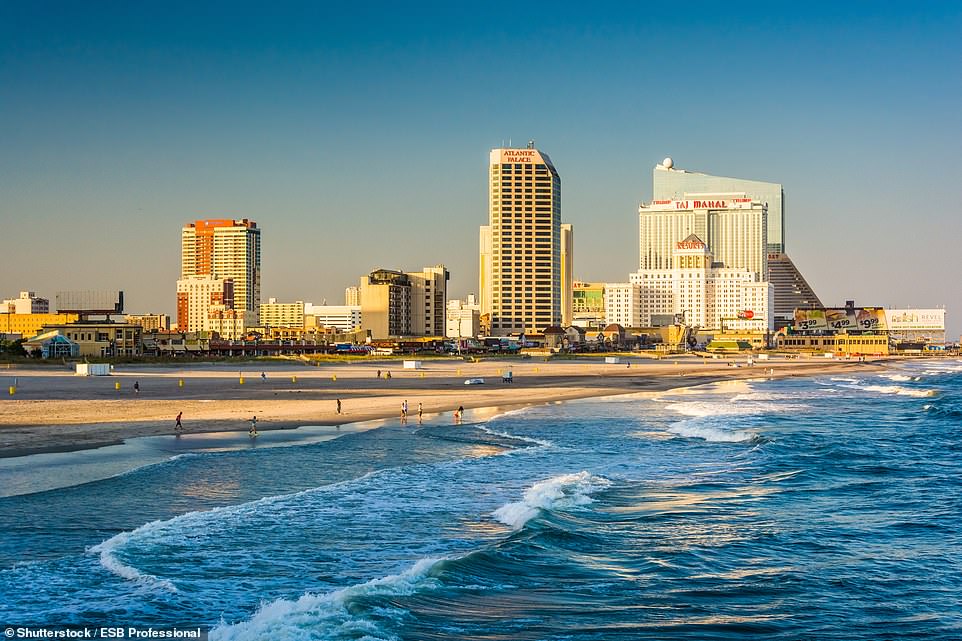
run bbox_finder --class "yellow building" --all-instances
[0,313,80,338]
[259,299,305,328]
[360,266,448,339]
[776,334,889,355]
[30,322,143,357]
[125,314,170,332]
[714,331,769,350]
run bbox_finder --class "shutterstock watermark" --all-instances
[3,627,206,640]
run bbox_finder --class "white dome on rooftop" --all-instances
[662,157,673,169]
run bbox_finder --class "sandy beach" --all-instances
[0,355,891,457]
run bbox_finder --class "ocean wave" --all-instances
[492,471,611,530]
[879,373,912,382]
[922,402,962,418]
[729,391,790,403]
[863,385,936,398]
[86,470,381,590]
[668,400,800,418]
[476,424,553,449]
[88,529,178,593]
[484,406,535,422]
[208,557,445,641]
[668,422,754,443]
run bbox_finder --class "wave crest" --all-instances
[668,422,754,443]
[863,384,936,398]
[88,528,178,593]
[208,557,444,641]
[492,471,611,530]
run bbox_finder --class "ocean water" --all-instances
[1,359,961,639]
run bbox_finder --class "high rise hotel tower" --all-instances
[177,219,261,333]
[652,158,822,325]
[480,145,572,335]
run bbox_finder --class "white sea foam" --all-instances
[484,406,535,422]
[88,529,178,592]
[476,424,553,448]
[879,373,912,382]
[208,557,444,641]
[668,399,799,419]
[667,422,754,443]
[730,391,786,403]
[87,470,382,590]
[863,384,936,398]
[492,471,611,530]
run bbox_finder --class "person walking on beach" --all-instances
[455,405,464,424]
[133,381,140,394]
[386,371,392,380]
[175,412,183,432]
[336,398,342,414]
[400,400,408,423]
[376,369,382,379]
[261,371,267,381]
[418,402,423,424]
[249,415,258,437]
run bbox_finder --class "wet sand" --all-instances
[0,355,890,457]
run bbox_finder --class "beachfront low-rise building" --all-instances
[260,299,305,328]
[305,305,362,333]
[25,322,143,358]
[781,306,945,354]
[360,265,448,339]
[2,291,50,314]
[571,281,606,329]
[775,333,889,356]
[124,313,171,332]
[0,313,81,338]
[446,297,481,338]
[604,283,642,328]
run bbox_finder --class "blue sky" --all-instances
[2,3,960,335]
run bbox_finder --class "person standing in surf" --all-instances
[249,415,258,437]
[418,402,423,424]
[175,412,183,433]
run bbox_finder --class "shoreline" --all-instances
[0,357,893,459]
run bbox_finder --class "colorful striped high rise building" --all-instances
[177,219,260,335]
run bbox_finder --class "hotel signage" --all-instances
[501,150,538,163]
[643,198,758,212]
[675,200,726,209]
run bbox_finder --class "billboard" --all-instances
[794,309,826,331]
[794,307,945,334]
[825,308,858,331]
[884,309,945,331]
[55,290,124,314]
[855,308,887,331]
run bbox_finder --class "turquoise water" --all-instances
[1,360,961,639]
